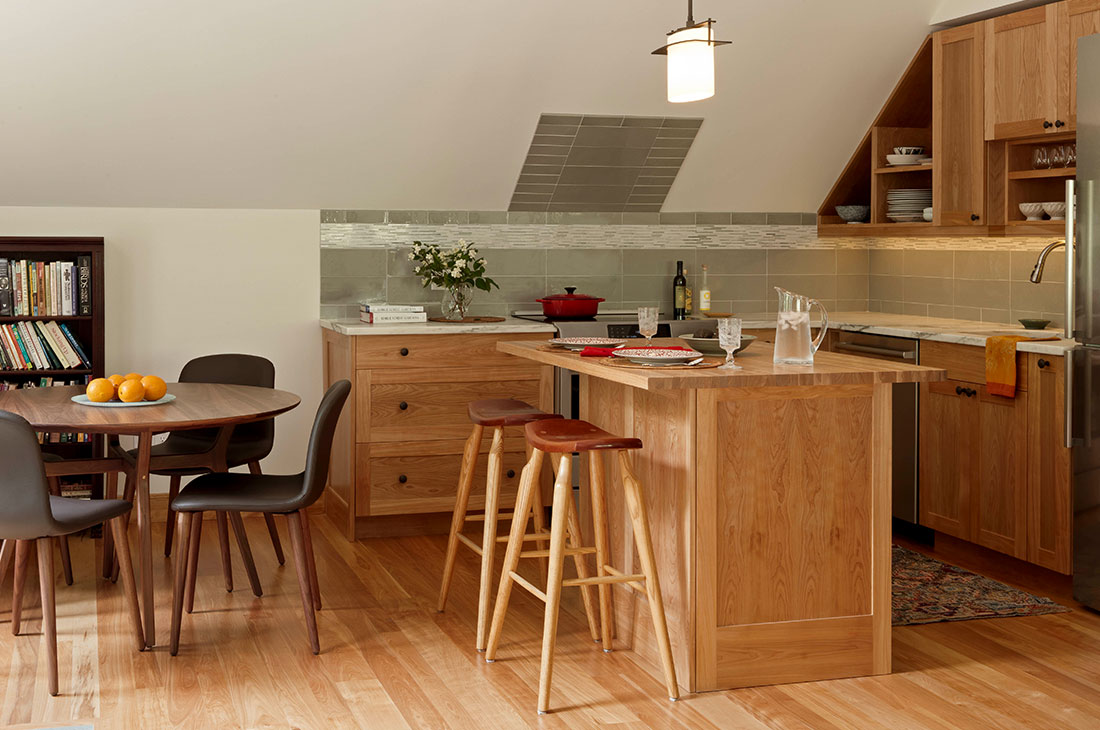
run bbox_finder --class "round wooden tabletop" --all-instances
[0,383,301,434]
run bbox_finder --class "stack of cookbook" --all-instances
[359,303,427,324]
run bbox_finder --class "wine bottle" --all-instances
[673,260,687,320]
[699,264,711,312]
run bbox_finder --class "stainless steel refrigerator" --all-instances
[1071,34,1100,610]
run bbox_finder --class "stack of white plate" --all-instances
[887,188,933,222]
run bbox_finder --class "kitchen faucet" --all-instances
[1030,240,1067,283]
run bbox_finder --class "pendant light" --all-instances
[652,0,730,103]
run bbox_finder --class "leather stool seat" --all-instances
[525,419,642,453]
[467,399,563,428]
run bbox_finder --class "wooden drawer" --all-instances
[356,440,530,516]
[355,332,550,369]
[920,340,1029,391]
[359,368,545,443]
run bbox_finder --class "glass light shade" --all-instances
[666,25,714,103]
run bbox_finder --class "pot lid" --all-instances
[538,287,605,302]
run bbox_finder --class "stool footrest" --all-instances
[507,571,547,603]
[464,511,525,522]
[599,565,647,594]
[495,531,550,544]
[563,572,645,588]
[520,546,596,559]
[456,533,483,556]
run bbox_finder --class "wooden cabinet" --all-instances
[919,342,1071,571]
[933,24,986,226]
[1060,0,1100,132]
[322,328,553,540]
[1027,354,1072,573]
[983,5,1060,140]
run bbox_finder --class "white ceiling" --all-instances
[0,1,946,211]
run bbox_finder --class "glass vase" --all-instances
[442,284,474,321]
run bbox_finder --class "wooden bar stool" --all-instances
[485,418,679,714]
[438,399,599,653]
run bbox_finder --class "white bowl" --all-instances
[894,146,924,155]
[1043,201,1066,220]
[922,208,933,222]
[1019,202,1045,221]
[886,154,922,166]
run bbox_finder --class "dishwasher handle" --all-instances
[834,342,917,360]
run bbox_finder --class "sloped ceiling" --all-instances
[0,1,940,211]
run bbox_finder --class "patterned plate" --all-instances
[71,394,177,408]
[611,347,699,365]
[547,337,628,351]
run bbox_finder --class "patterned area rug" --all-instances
[892,545,1070,626]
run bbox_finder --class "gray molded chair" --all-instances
[0,411,144,696]
[169,380,351,656]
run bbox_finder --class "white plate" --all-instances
[71,394,176,408]
[611,348,699,365]
[547,336,627,351]
[886,154,922,165]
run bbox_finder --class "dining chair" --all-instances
[109,354,282,598]
[0,452,75,590]
[169,379,351,656]
[0,410,144,696]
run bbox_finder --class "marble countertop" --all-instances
[731,311,1075,356]
[321,316,557,336]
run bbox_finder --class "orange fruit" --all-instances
[141,375,167,401]
[123,372,143,382]
[107,374,125,388]
[117,379,146,403]
[86,378,115,403]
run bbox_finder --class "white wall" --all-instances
[932,0,1051,25]
[0,207,321,492]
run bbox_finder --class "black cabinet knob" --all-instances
[970,214,980,221]
[967,388,977,397]
[956,385,964,395]
[506,469,516,478]
[1038,358,1050,369]
[1055,120,1065,128]
[398,474,407,483]
[1044,120,1054,129]
[399,347,409,356]
[399,401,408,410]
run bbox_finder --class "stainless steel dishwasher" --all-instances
[833,331,920,523]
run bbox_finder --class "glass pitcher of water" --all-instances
[773,287,829,365]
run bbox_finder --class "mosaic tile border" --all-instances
[320,210,819,226]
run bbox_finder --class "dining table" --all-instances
[0,382,301,647]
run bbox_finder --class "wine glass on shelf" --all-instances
[1068,143,1077,168]
[1051,145,1067,169]
[638,306,658,347]
[717,318,744,370]
[1033,147,1050,170]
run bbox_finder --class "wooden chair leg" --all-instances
[169,512,193,656]
[102,471,119,579]
[0,539,13,586]
[526,441,549,580]
[163,475,181,557]
[618,451,679,701]
[485,449,543,662]
[36,538,58,696]
[184,512,203,614]
[299,510,321,611]
[248,462,285,565]
[110,516,145,652]
[476,427,506,652]
[46,477,73,586]
[588,450,615,651]
[438,423,483,612]
[215,511,233,592]
[565,490,600,644]
[11,540,30,635]
[538,454,574,714]
[228,512,262,597]
[287,511,320,654]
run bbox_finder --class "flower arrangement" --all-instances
[409,240,497,320]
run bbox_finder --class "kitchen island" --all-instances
[498,338,944,694]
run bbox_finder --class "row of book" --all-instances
[359,303,428,323]
[0,320,91,371]
[0,257,93,317]
[0,376,93,443]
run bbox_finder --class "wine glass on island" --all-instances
[638,306,659,347]
[717,318,744,370]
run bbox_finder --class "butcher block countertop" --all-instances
[497,338,945,391]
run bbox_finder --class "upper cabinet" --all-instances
[984,5,1060,139]
[819,0,1096,238]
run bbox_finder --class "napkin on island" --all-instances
[579,345,696,358]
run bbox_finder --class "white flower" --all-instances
[451,266,463,277]
[408,252,416,261]
[478,258,486,266]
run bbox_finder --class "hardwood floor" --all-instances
[1,516,1100,729]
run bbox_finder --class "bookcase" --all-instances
[0,237,105,500]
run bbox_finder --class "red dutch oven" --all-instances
[536,287,605,319]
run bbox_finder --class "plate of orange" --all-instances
[72,374,173,407]
[71,393,176,408]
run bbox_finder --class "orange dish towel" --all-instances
[985,335,1058,397]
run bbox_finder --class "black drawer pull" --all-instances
[966,388,977,397]
[1055,120,1065,128]
[1038,358,1050,369]
[399,401,408,410]
[956,385,964,395]
[399,347,409,356]
[506,469,516,479]
[1044,120,1054,129]
[398,474,407,483]
[971,214,980,221]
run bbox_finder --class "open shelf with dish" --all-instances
[993,133,1074,233]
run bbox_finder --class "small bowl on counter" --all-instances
[835,205,870,224]
[680,333,756,356]
[1019,318,1052,330]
